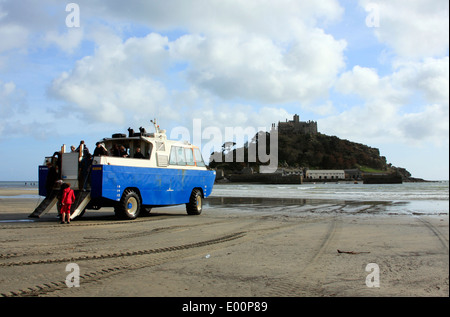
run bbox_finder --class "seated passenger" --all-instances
[119,145,129,158]
[111,144,120,157]
[133,147,145,159]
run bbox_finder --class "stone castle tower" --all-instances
[277,114,318,135]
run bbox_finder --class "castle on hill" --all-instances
[277,114,318,135]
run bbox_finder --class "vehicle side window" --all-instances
[169,146,178,165]
[193,148,206,167]
[176,147,186,165]
[170,146,202,166]
[185,148,195,166]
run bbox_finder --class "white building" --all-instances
[305,170,345,180]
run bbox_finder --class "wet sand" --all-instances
[0,189,448,297]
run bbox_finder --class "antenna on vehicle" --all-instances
[150,119,160,134]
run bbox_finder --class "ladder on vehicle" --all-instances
[29,190,91,219]
[29,191,58,218]
[70,191,91,220]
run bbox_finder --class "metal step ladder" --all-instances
[70,191,91,220]
[29,192,58,218]
[28,190,92,219]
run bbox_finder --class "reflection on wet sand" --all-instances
[205,196,398,216]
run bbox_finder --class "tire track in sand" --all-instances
[414,217,448,253]
[260,214,342,296]
[0,231,246,297]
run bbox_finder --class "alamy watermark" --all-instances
[170,119,278,173]
[65,263,80,288]
[365,3,380,28]
[365,263,380,288]
[65,3,80,28]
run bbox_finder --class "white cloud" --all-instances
[0,80,32,137]
[44,28,84,54]
[89,0,347,104]
[399,103,449,144]
[1,0,348,131]
[322,57,449,146]
[49,33,170,125]
[359,0,449,60]
[194,103,291,132]
[392,57,449,104]
[83,0,343,37]
[0,80,27,115]
[49,0,348,126]
[0,23,28,53]
[179,29,345,104]
[0,81,16,119]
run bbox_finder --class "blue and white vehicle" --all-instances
[31,120,216,220]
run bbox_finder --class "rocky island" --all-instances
[210,115,426,183]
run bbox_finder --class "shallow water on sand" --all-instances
[209,182,449,216]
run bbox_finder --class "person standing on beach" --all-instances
[60,183,75,224]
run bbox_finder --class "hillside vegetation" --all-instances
[277,132,388,170]
[210,131,394,173]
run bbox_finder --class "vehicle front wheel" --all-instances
[115,189,141,220]
[186,189,202,215]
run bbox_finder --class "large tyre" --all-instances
[186,189,203,215]
[115,189,141,220]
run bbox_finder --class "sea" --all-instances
[0,180,448,216]
[0,181,39,199]
[208,181,449,216]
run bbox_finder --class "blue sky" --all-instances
[0,0,448,181]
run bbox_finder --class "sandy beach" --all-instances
[0,188,448,298]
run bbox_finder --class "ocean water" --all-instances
[210,181,449,201]
[209,181,449,216]
[0,181,39,199]
[0,181,38,189]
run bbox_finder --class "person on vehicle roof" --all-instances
[93,142,108,157]
[76,140,90,158]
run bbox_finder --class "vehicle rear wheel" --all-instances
[186,189,202,215]
[115,189,141,220]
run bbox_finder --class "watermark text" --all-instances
[65,263,80,288]
[365,263,380,287]
[170,119,278,173]
[65,3,80,28]
[365,3,380,28]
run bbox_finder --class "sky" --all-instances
[0,0,448,181]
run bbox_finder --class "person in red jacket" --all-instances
[60,183,75,224]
